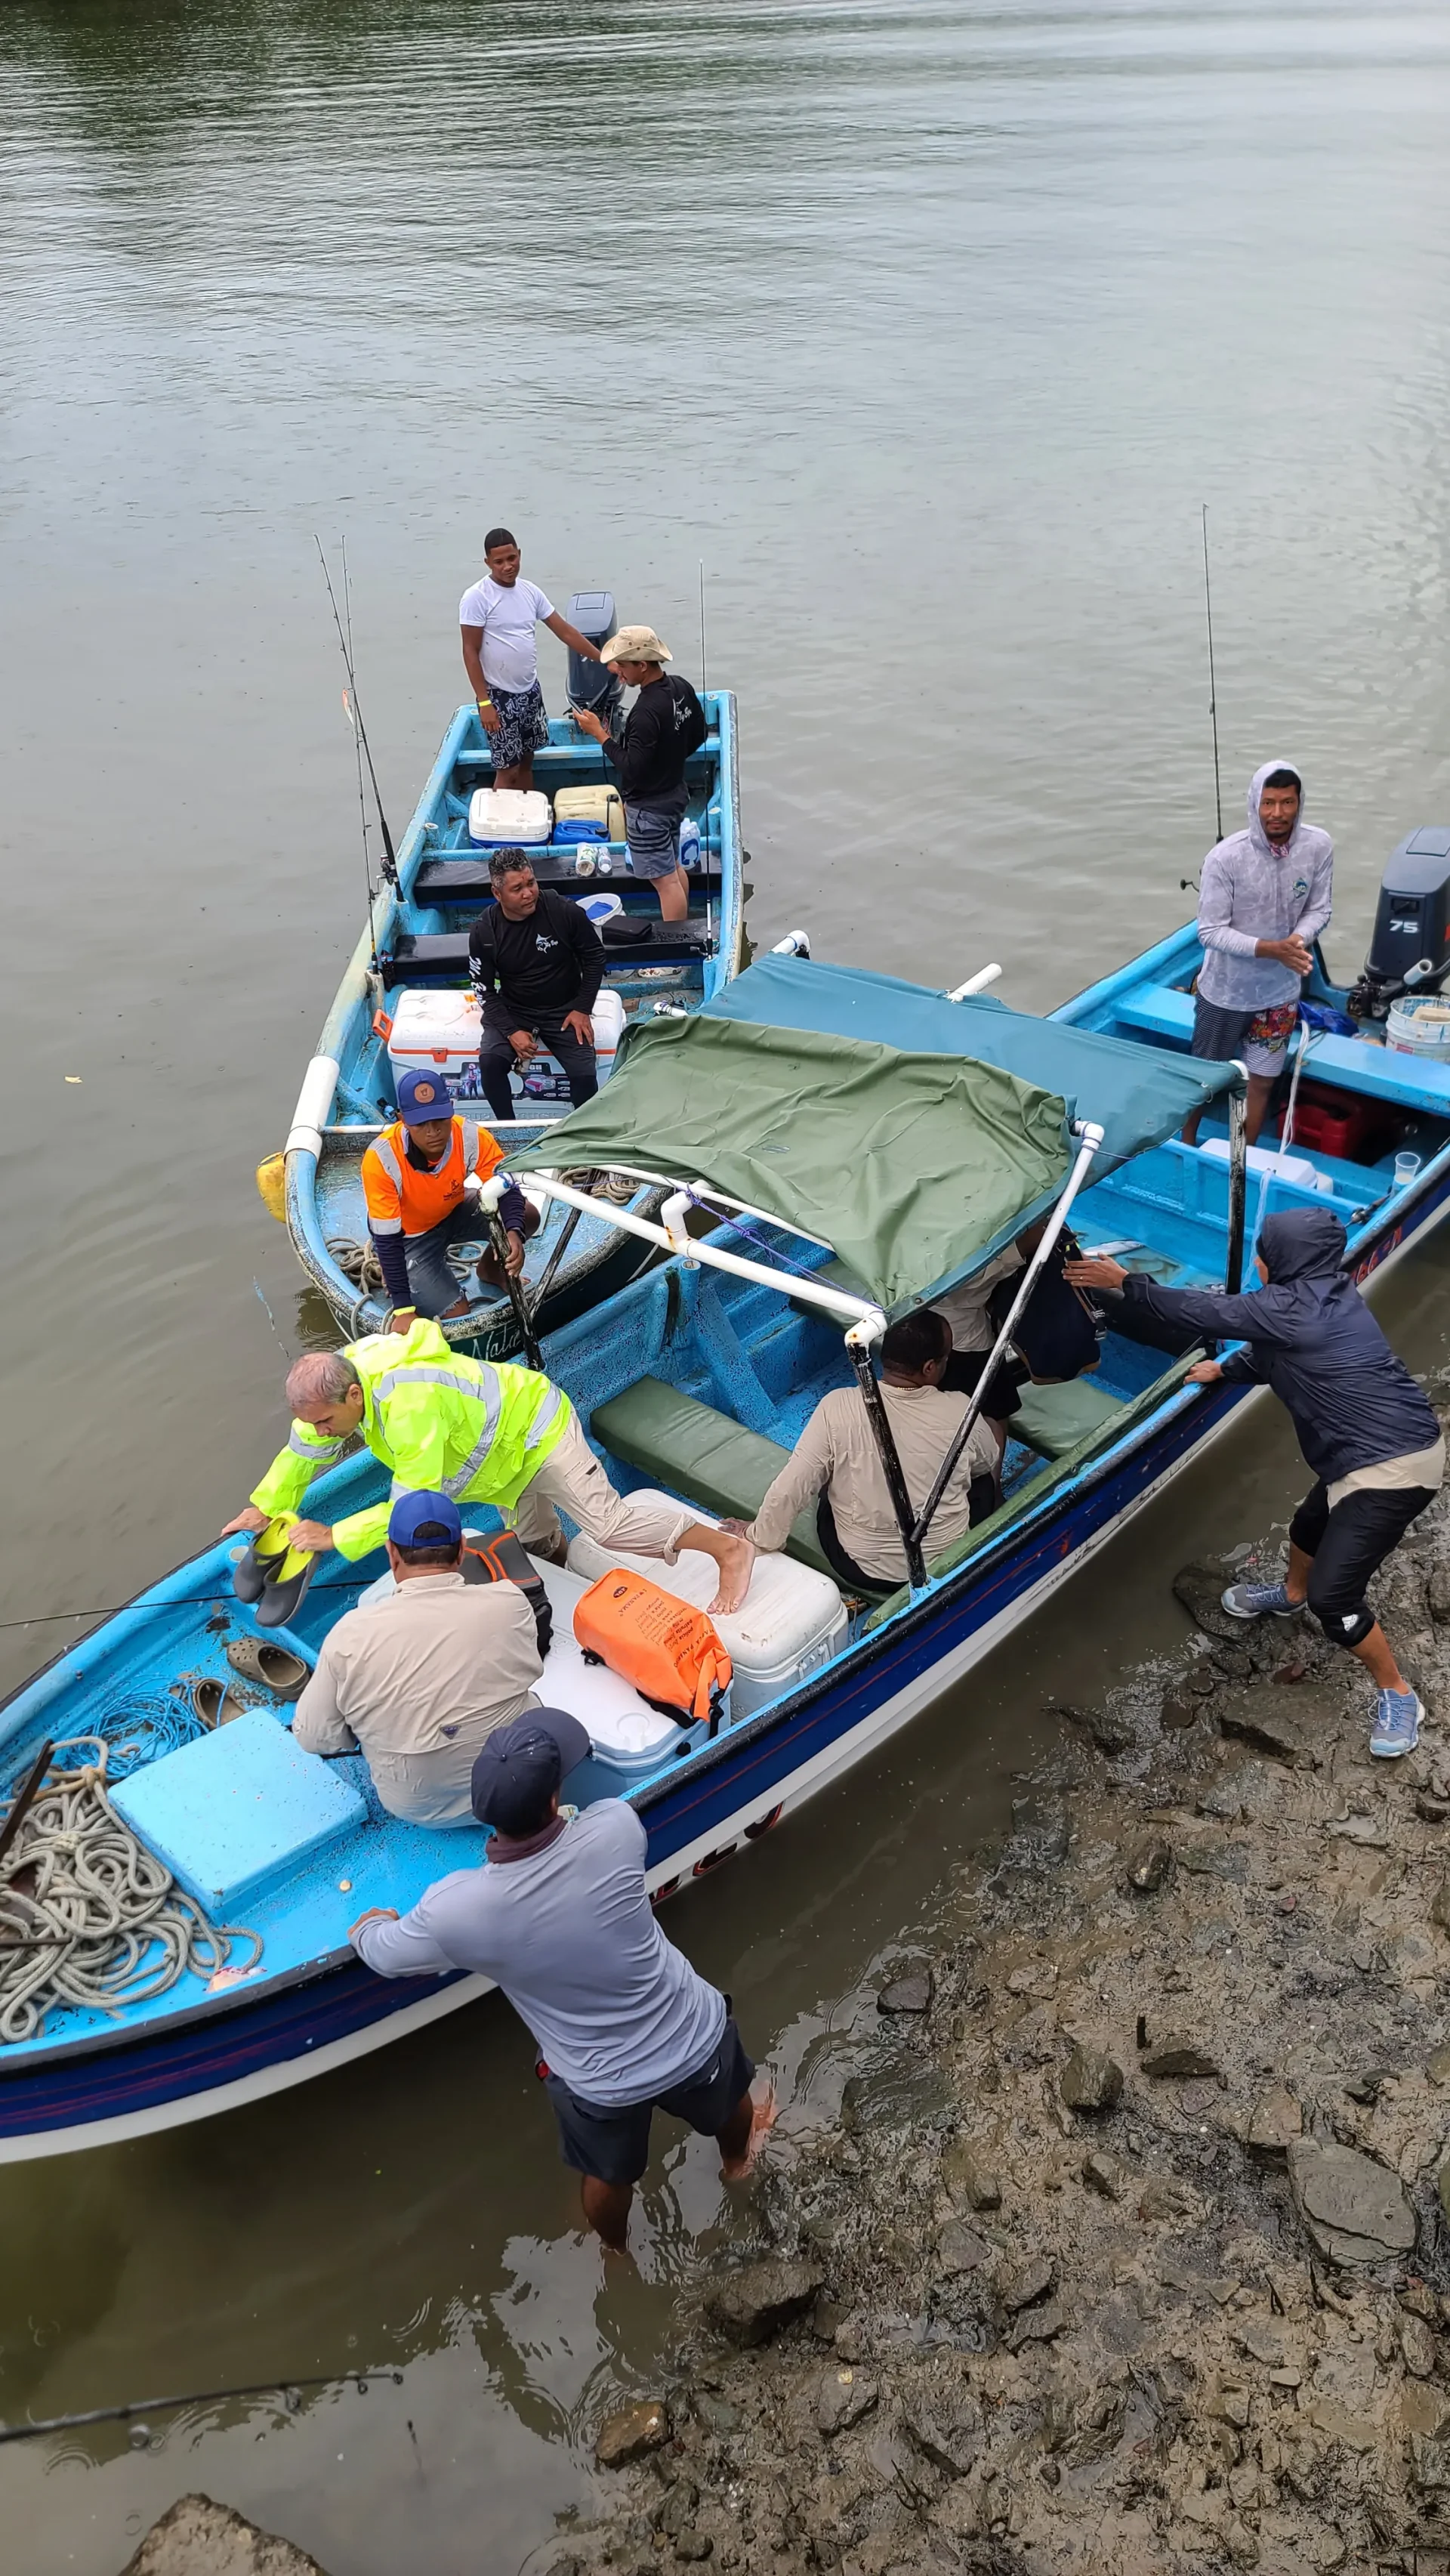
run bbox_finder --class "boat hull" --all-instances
[5,1052,1448,2158]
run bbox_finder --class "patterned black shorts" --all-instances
[487,681,551,769]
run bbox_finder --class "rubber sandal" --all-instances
[192,1679,254,1728]
[232,1517,294,1605]
[255,1547,317,1632]
[224,1637,311,1699]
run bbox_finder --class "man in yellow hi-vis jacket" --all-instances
[221,1319,754,1614]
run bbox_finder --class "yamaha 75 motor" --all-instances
[564,589,624,734]
[1348,825,1450,1021]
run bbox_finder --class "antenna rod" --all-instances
[699,558,708,696]
[315,537,400,884]
[1200,504,1223,843]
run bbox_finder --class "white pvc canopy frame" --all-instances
[486,1110,1108,1595]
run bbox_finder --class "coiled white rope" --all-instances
[0,1740,262,2045]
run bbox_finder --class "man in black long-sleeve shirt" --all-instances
[569,625,707,922]
[468,850,606,1124]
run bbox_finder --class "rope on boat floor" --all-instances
[325,1234,385,1295]
[0,1740,261,2045]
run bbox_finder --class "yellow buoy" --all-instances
[255,1153,287,1221]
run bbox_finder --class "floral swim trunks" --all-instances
[1191,993,1299,1079]
[485,681,551,770]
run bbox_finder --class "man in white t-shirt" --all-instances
[459,529,603,792]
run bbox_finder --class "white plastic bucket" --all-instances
[1387,997,1450,1058]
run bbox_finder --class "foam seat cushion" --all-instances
[590,1378,835,1578]
[1013,1375,1125,1459]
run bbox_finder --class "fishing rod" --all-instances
[699,558,708,695]
[1200,503,1223,843]
[0,2368,404,2447]
[315,536,400,892]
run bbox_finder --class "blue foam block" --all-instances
[112,1711,368,1912]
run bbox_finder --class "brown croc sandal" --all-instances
[193,1679,254,1729]
[224,1639,310,1701]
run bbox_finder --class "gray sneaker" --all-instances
[1220,1580,1300,1621]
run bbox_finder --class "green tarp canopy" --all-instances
[504,955,1239,1319]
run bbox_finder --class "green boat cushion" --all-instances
[590,1377,836,1580]
[1013,1374,1125,1459]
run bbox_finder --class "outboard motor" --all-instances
[1348,826,1450,1021]
[564,589,624,734]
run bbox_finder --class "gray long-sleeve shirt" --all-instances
[351,1801,725,2105]
[1195,761,1334,1013]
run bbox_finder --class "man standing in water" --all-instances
[349,1710,773,2250]
[1066,1208,1442,1759]
[1181,762,1334,1146]
[460,530,606,792]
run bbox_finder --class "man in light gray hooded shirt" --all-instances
[1182,761,1334,1146]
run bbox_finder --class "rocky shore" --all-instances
[562,1442,1450,2576]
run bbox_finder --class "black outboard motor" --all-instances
[1348,826,1450,1021]
[564,589,624,734]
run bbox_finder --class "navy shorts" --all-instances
[544,2015,754,2186]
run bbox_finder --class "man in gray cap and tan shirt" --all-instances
[569,625,707,922]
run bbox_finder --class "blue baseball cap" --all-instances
[396,1068,455,1126]
[388,1489,463,1550]
[470,1708,591,1834]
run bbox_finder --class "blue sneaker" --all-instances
[1369,1688,1423,1759]
[1220,1580,1300,1622]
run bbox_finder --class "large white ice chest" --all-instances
[566,1503,847,1719]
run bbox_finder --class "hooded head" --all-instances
[1257,1206,1346,1283]
[1246,760,1304,858]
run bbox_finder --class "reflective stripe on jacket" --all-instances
[361,1117,505,1240]
[248,1318,569,1560]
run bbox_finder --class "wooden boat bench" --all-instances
[590,1378,837,1580]
[414,856,723,904]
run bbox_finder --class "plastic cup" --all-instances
[1396,1151,1423,1189]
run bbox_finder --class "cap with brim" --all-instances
[396,1068,454,1125]
[389,1489,462,1550]
[471,1708,592,1833]
[601,625,671,666]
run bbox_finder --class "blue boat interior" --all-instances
[328,702,740,1132]
[6,928,1450,2082]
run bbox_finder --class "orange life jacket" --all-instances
[362,1117,505,1242]
[572,1570,732,1726]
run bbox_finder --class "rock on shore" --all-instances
[554,1447,1450,2576]
[119,2494,331,2574]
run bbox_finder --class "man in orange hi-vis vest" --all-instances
[362,1067,540,1324]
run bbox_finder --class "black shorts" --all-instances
[545,2015,754,2187]
[942,1345,1024,1420]
[1289,1477,1438,1650]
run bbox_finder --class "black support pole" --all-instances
[847,1333,927,1592]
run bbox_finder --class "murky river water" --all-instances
[4,2,1450,2565]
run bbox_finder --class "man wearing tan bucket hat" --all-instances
[569,625,707,922]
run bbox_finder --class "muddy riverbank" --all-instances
[563,1391,1450,2576]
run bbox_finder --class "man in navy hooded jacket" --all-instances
[1066,1208,1443,1759]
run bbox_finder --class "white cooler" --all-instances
[386,984,625,1112]
[467,788,551,846]
[358,1552,703,1802]
[566,1503,847,1719]
[386,987,486,1104]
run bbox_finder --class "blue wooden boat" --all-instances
[6,874,1450,2163]
[281,693,745,1356]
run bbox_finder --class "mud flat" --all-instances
[560,1401,1450,2576]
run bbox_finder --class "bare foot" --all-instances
[720,2077,776,2181]
[706,1534,755,1617]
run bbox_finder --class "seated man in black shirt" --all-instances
[569,625,707,923]
[468,850,607,1125]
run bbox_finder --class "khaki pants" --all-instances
[509,1412,695,1559]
